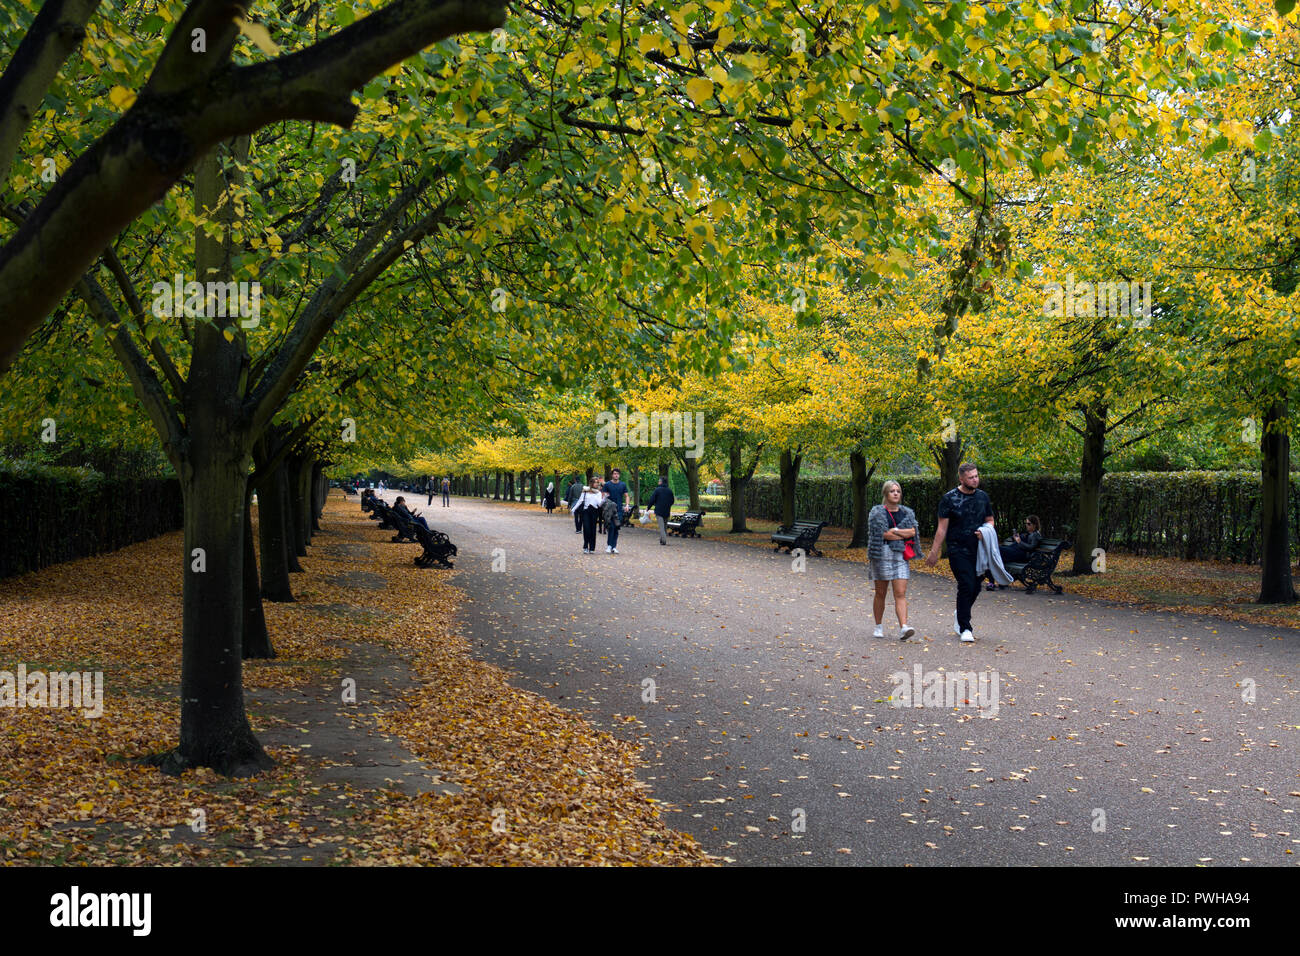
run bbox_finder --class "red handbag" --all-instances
[888,509,917,560]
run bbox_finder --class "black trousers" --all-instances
[581,507,598,550]
[948,542,980,633]
[573,505,582,532]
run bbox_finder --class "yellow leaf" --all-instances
[109,86,136,110]
[685,77,714,105]
[235,17,280,56]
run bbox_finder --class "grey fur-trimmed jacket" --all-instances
[867,504,923,561]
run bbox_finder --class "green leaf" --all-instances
[1275,0,1295,16]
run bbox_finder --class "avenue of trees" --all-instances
[0,0,1289,774]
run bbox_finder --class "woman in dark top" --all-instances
[1000,515,1042,562]
[393,496,430,530]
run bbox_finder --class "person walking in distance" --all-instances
[925,463,994,644]
[646,475,675,545]
[572,480,603,553]
[426,477,434,506]
[441,476,451,507]
[867,480,921,640]
[565,474,584,534]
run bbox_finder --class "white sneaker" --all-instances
[612,547,619,554]
[899,625,915,641]
[954,611,961,636]
[960,629,975,643]
[872,625,884,639]
[605,545,612,553]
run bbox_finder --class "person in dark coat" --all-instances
[646,476,675,546]
[565,475,584,534]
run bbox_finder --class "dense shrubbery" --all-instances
[725,472,1300,563]
[0,462,183,579]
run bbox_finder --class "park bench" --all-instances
[1002,537,1070,594]
[413,525,457,569]
[771,519,828,556]
[369,500,403,531]
[385,507,421,543]
[666,511,704,538]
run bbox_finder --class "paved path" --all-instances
[401,494,1299,866]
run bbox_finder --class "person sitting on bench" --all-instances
[1002,515,1042,563]
[393,496,430,530]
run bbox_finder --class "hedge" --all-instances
[0,464,184,579]
[725,471,1300,563]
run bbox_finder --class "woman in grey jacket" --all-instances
[867,480,921,640]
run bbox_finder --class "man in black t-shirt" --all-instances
[925,463,994,643]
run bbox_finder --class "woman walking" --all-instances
[571,480,603,553]
[867,480,922,640]
[543,481,557,514]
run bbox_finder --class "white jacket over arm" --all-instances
[975,523,1015,585]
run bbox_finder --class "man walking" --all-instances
[427,477,434,506]
[565,474,584,534]
[646,475,675,546]
[925,463,994,644]
[605,468,629,521]
[441,476,451,507]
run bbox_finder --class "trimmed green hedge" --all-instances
[726,471,1300,563]
[0,464,184,579]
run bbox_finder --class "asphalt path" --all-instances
[391,493,1300,866]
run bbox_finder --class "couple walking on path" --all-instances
[870,463,1012,644]
[571,469,630,554]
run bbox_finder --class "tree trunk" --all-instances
[939,436,962,492]
[282,461,304,572]
[1258,399,1298,603]
[779,448,802,528]
[586,465,594,483]
[730,442,751,533]
[155,453,271,776]
[631,468,642,518]
[242,484,274,659]
[297,456,314,546]
[310,461,324,531]
[848,450,876,549]
[254,453,295,601]
[494,471,501,499]
[1072,403,1107,574]
[685,456,700,511]
[529,470,538,503]
[286,455,306,557]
